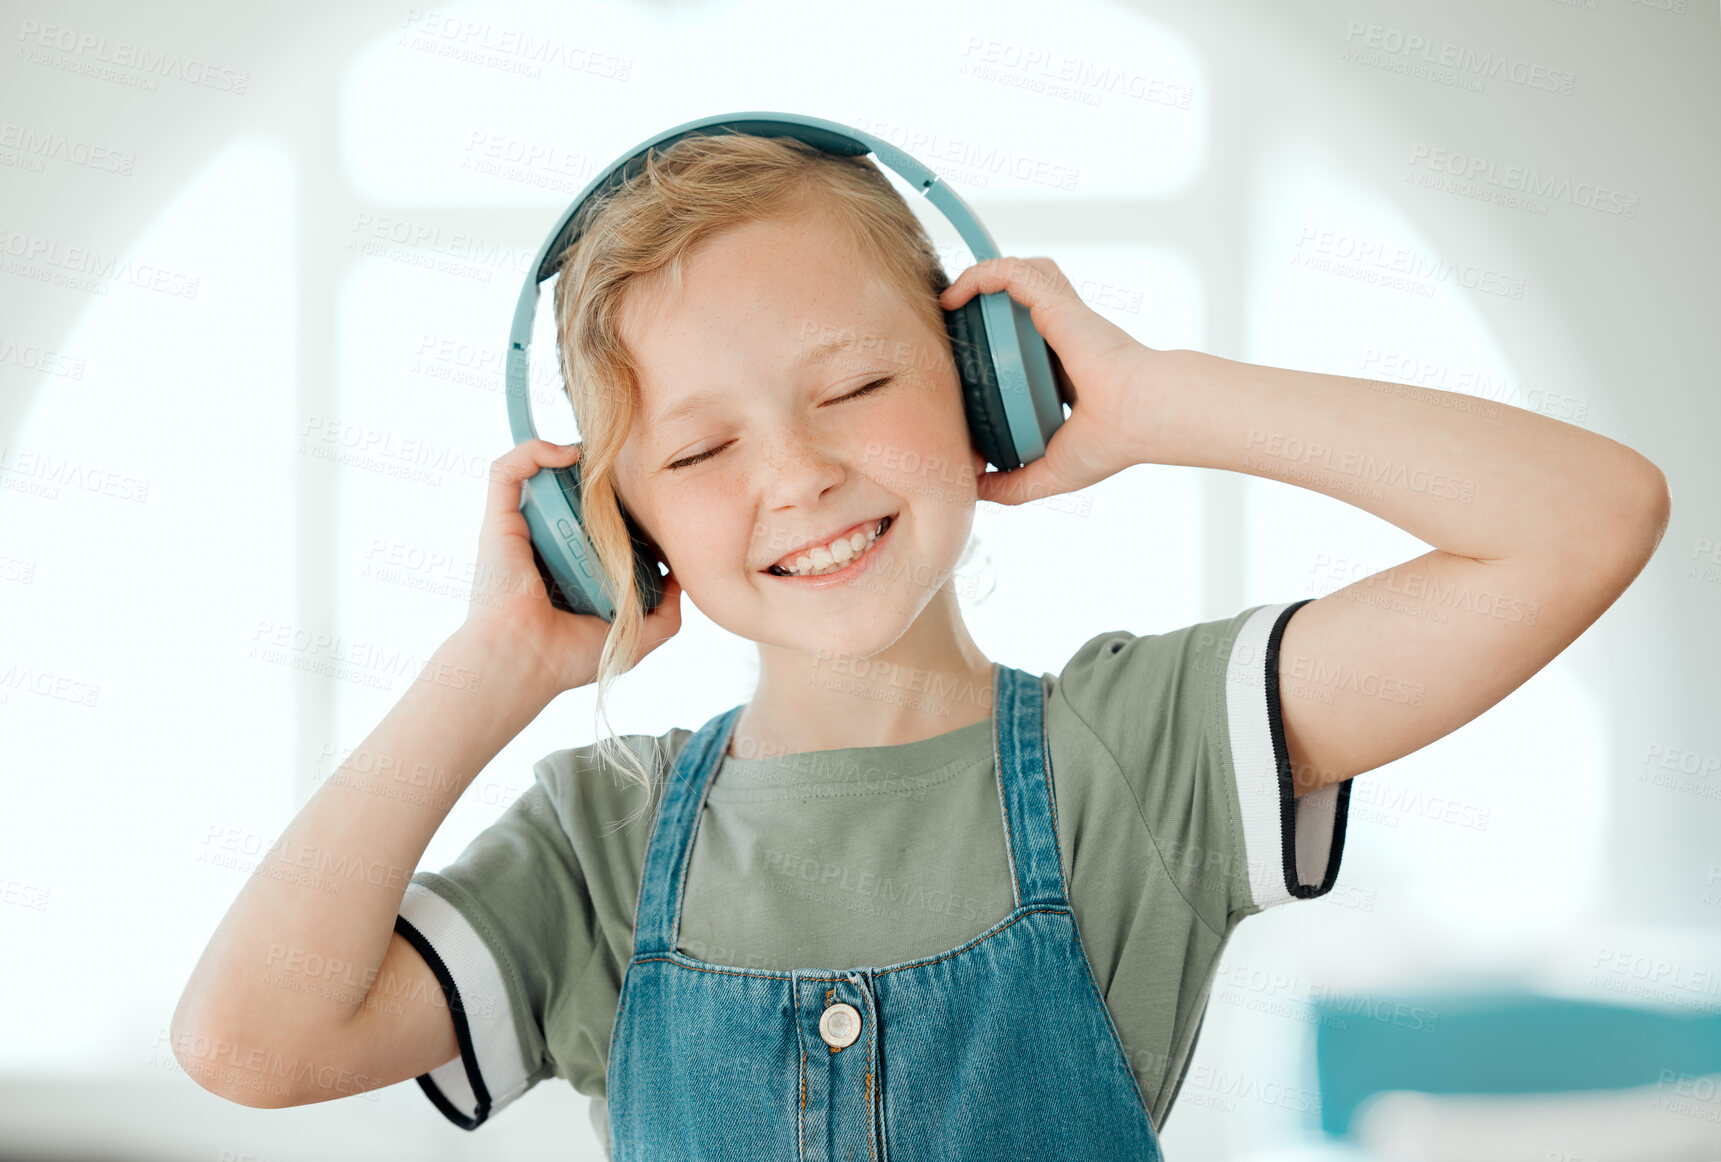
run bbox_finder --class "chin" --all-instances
[763,608,914,661]
[715,583,921,661]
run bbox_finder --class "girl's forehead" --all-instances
[624,272,912,376]
[613,207,936,411]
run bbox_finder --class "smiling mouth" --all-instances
[765,514,895,578]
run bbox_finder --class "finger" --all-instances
[484,439,581,533]
[949,256,1067,306]
[939,256,1073,318]
[975,457,1067,509]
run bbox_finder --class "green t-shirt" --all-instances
[395,600,1349,1154]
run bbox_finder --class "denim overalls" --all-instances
[606,662,1164,1161]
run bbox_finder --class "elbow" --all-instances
[1620,456,1672,567]
[169,1003,304,1110]
[1640,460,1671,547]
[1583,457,1670,595]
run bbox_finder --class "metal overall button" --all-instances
[819,1001,861,1050]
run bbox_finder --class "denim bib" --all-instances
[606,662,1164,1161]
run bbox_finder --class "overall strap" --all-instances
[630,702,743,956]
[993,664,1070,909]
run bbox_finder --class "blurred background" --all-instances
[2,0,1717,1158]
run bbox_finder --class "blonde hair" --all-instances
[549,130,955,827]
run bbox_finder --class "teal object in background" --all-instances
[1314,992,1721,1137]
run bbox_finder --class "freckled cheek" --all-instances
[655,509,748,580]
[853,405,977,514]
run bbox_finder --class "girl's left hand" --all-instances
[940,256,1173,507]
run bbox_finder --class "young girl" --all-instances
[171,132,1669,1159]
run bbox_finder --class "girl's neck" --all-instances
[730,596,996,759]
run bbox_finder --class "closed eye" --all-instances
[664,376,895,471]
[829,375,894,405]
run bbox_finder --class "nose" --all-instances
[756,418,849,512]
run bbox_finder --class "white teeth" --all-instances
[777,517,889,577]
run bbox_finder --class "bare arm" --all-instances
[169,629,559,1106]
[1147,350,1670,795]
[170,439,684,1108]
[936,257,1670,801]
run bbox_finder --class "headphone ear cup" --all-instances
[520,461,606,618]
[945,298,1019,472]
[560,456,666,618]
[529,534,580,615]
[519,456,663,623]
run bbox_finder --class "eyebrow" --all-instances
[644,334,879,430]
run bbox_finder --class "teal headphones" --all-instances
[507,111,1067,621]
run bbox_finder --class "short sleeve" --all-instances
[1053,599,1350,923]
[394,774,592,1129]
[1221,599,1350,911]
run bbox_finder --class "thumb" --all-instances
[976,456,1068,508]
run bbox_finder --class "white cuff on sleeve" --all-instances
[1224,600,1351,911]
[395,880,534,1129]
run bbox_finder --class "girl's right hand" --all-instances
[459,439,684,695]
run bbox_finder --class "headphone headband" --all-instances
[504,111,1002,444]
